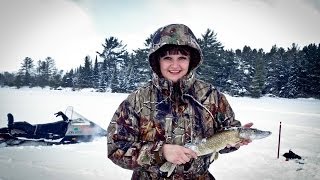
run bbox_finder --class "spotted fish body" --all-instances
[160,127,272,177]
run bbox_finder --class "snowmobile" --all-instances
[0,107,107,147]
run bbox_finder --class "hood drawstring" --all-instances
[182,94,216,121]
[183,92,233,130]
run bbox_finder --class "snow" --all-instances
[0,87,319,180]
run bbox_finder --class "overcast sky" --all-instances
[1,0,320,72]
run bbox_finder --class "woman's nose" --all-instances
[171,59,179,67]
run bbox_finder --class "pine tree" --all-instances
[279,43,301,98]
[250,50,265,98]
[18,57,34,87]
[45,57,58,87]
[36,60,47,88]
[97,37,127,92]
[34,57,57,88]
[79,56,93,88]
[232,46,256,96]
[0,72,16,87]
[62,69,75,88]
[197,29,225,89]
[99,59,108,92]
[126,36,153,92]
[302,43,320,98]
[222,50,238,94]
[51,70,63,89]
[92,56,100,89]
[264,45,284,96]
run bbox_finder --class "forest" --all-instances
[1,29,319,99]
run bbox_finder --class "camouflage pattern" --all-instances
[107,24,241,179]
[148,24,202,57]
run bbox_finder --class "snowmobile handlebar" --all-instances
[54,111,69,121]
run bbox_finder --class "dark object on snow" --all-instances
[0,107,107,147]
[283,150,302,161]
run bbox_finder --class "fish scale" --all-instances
[195,130,240,156]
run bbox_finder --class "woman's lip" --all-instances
[169,70,181,73]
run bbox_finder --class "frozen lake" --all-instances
[0,87,319,180]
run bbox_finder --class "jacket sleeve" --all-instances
[217,92,242,154]
[217,92,241,128]
[107,94,165,170]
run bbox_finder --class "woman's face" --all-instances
[159,52,190,83]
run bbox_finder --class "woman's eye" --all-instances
[179,56,188,60]
[163,56,171,60]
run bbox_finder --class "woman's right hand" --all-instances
[162,144,198,165]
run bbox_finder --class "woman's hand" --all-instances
[162,144,198,165]
[227,122,253,148]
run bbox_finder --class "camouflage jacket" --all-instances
[107,24,241,180]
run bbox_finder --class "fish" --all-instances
[160,127,272,177]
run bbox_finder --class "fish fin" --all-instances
[159,161,171,172]
[210,152,219,162]
[167,164,176,177]
[160,162,176,177]
[214,152,219,160]
[229,140,242,147]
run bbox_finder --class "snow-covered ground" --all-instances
[0,87,319,180]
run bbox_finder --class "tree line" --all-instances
[0,29,319,99]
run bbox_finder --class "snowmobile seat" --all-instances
[8,112,69,140]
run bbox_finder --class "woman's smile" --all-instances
[159,52,190,82]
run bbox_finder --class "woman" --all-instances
[107,24,251,179]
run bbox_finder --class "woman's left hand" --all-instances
[227,122,253,148]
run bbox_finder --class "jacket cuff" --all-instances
[153,141,165,164]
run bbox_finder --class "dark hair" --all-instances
[157,45,191,58]
[149,44,200,76]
